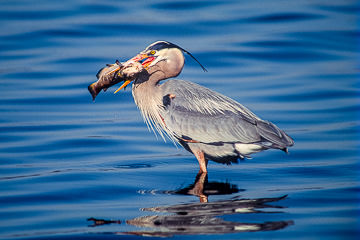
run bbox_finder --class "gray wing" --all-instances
[160,80,293,148]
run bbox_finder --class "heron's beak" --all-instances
[114,53,157,94]
[113,80,131,94]
[126,53,157,70]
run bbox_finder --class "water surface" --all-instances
[0,0,359,239]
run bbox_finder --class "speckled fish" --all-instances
[88,60,125,101]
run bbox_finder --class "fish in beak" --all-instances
[113,53,157,93]
[88,60,124,101]
[88,52,154,100]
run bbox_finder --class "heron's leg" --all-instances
[193,150,208,173]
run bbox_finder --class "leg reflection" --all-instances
[188,172,208,202]
[175,172,241,202]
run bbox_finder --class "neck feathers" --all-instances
[132,75,168,141]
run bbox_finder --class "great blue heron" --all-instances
[110,41,294,173]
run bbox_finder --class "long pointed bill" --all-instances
[113,53,157,94]
[114,80,131,94]
[124,53,156,69]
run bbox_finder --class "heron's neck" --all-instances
[132,74,161,104]
[132,68,164,103]
[131,73,167,140]
[131,66,168,111]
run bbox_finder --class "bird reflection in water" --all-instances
[172,172,241,203]
[88,173,293,237]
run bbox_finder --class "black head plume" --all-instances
[146,41,207,72]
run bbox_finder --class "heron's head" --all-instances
[114,41,206,92]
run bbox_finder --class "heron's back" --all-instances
[158,80,293,161]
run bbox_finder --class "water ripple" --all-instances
[247,12,323,23]
[151,1,222,10]
[0,0,358,239]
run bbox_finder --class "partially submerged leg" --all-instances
[192,150,208,174]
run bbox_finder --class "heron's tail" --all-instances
[256,120,294,150]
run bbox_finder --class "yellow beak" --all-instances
[113,52,156,94]
[114,80,131,94]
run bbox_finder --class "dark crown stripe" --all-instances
[145,41,207,72]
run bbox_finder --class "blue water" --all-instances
[0,0,359,239]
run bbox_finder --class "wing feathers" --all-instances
[159,80,293,149]
[257,121,294,148]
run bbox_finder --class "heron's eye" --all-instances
[149,50,156,55]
